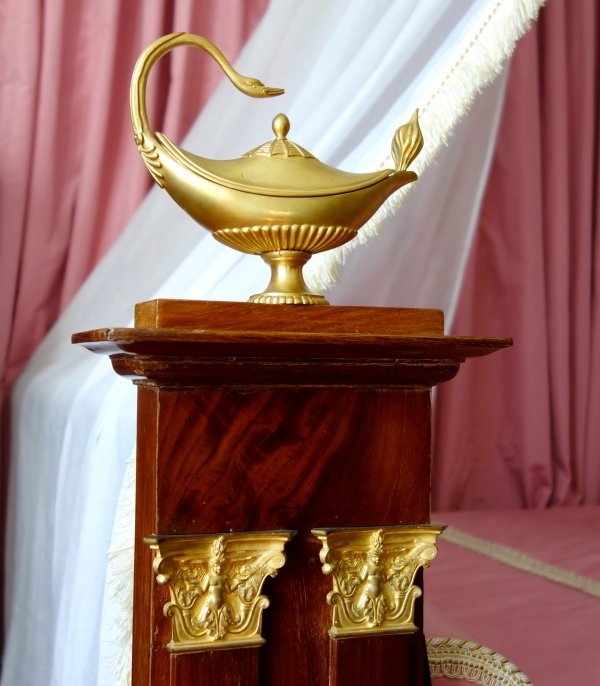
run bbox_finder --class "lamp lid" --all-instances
[155,113,397,198]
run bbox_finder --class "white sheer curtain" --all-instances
[2,1,542,685]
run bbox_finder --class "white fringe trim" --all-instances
[304,0,545,293]
[107,454,136,685]
[108,2,545,683]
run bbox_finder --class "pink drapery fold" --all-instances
[0,0,269,394]
[432,0,600,510]
[0,1,268,643]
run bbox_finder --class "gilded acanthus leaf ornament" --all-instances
[312,525,444,638]
[145,531,294,652]
[392,109,424,172]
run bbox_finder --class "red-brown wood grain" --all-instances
[72,327,510,362]
[171,648,259,686]
[133,299,445,335]
[154,387,431,533]
[131,386,158,686]
[149,386,430,686]
[112,354,462,388]
[331,636,411,684]
[73,301,512,686]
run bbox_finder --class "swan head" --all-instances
[239,76,285,98]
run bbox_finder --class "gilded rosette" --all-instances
[312,525,444,639]
[145,531,294,652]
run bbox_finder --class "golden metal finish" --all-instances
[130,33,424,304]
[312,525,444,639]
[144,530,294,653]
[242,113,316,159]
[250,251,328,305]
[392,109,424,172]
[212,225,357,254]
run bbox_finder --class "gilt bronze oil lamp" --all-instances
[131,33,424,305]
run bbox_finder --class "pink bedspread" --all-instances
[425,506,600,685]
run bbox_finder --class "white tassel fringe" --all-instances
[304,0,545,293]
[107,455,136,685]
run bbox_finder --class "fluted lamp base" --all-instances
[248,250,329,305]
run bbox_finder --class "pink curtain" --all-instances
[0,0,268,392]
[0,3,268,638]
[0,0,268,495]
[433,0,600,510]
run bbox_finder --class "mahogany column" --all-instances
[73,299,511,686]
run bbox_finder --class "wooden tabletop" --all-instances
[72,299,511,362]
[73,326,511,361]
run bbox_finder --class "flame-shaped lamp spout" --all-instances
[392,109,424,172]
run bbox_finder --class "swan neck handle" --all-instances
[130,32,284,139]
